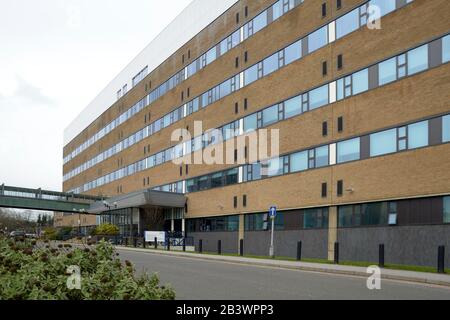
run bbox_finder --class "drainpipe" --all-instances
[1,184,4,196]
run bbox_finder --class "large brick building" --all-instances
[62,0,450,267]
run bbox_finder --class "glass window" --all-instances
[253,11,268,33]
[262,105,279,127]
[443,35,450,63]
[308,26,328,53]
[444,196,450,224]
[284,96,302,119]
[315,146,329,168]
[338,206,353,227]
[336,8,359,39]
[232,30,240,48]
[408,45,428,75]
[244,113,257,132]
[266,158,284,177]
[370,0,396,17]
[408,121,428,149]
[244,64,258,86]
[272,0,283,20]
[337,138,360,163]
[443,115,450,143]
[303,208,329,229]
[361,202,388,226]
[309,85,329,110]
[211,172,224,189]
[225,168,238,185]
[379,57,397,86]
[285,40,302,65]
[290,151,308,173]
[352,68,369,95]
[206,47,216,65]
[263,53,279,76]
[370,129,397,157]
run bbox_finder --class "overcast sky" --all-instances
[0,0,192,192]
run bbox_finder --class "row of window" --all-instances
[150,113,449,196]
[64,1,424,181]
[68,32,449,191]
[65,0,305,165]
[186,215,239,233]
[185,196,450,233]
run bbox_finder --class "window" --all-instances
[336,8,359,39]
[290,151,308,173]
[322,3,327,17]
[263,53,279,76]
[308,26,328,53]
[370,129,397,157]
[253,12,268,33]
[369,0,395,17]
[262,105,279,127]
[443,35,450,63]
[338,116,344,132]
[408,45,428,75]
[337,54,343,69]
[322,121,328,136]
[244,64,258,86]
[444,197,450,224]
[379,57,397,85]
[285,40,302,65]
[321,183,327,198]
[309,85,329,110]
[244,113,257,132]
[225,168,238,185]
[322,61,328,76]
[338,206,353,227]
[337,138,360,163]
[272,0,283,20]
[211,172,224,189]
[408,121,428,149]
[443,115,450,143]
[339,202,390,227]
[284,96,302,119]
[352,68,369,95]
[303,208,329,229]
[337,180,343,197]
[262,157,284,177]
[315,146,329,168]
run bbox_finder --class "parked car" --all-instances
[9,231,26,239]
[25,233,38,239]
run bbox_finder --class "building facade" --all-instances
[63,0,450,267]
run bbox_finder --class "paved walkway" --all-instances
[114,245,450,288]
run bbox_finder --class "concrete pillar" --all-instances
[328,206,338,261]
[181,218,186,237]
[238,214,245,253]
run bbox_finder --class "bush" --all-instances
[0,237,175,300]
[94,224,119,236]
[43,227,58,240]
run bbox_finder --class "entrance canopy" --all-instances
[88,189,186,214]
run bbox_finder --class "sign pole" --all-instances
[269,206,276,259]
[269,216,275,258]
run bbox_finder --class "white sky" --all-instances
[0,0,192,192]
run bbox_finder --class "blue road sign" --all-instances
[269,206,277,218]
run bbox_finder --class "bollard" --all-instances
[124,237,128,247]
[183,238,186,252]
[218,240,222,255]
[199,239,203,253]
[334,242,339,264]
[167,239,171,251]
[133,238,137,248]
[239,239,244,256]
[379,244,385,268]
[143,238,146,248]
[154,237,158,250]
[438,246,445,274]
[297,241,302,261]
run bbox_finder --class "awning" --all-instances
[88,189,186,214]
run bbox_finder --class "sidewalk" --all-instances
[115,245,450,288]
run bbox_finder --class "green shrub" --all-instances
[0,237,175,300]
[94,224,119,236]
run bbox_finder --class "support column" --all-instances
[238,214,245,254]
[328,206,338,261]
[181,218,186,237]
[170,208,175,232]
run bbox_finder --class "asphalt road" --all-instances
[117,249,450,300]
